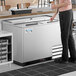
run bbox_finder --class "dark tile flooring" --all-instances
[0,61,76,76]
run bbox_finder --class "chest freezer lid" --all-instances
[3,15,59,28]
[4,15,50,24]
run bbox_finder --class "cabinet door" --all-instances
[23,22,61,62]
[23,24,52,62]
[49,22,62,59]
[50,22,61,46]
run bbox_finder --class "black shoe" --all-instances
[54,58,68,63]
[68,58,76,63]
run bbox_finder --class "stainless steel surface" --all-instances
[5,15,58,26]
[2,14,60,63]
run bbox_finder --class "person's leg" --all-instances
[68,10,76,62]
[60,12,70,61]
[68,32,76,61]
[54,11,69,63]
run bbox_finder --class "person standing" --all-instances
[50,0,76,63]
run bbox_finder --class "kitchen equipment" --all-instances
[11,8,32,15]
[0,31,13,66]
[2,15,60,65]
[25,3,30,8]
[5,5,11,11]
[17,4,21,9]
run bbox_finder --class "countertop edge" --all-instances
[0,9,76,19]
[0,11,55,19]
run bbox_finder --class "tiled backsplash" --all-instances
[0,11,11,16]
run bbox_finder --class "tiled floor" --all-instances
[0,60,76,76]
[0,63,23,73]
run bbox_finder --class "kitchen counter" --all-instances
[0,10,55,19]
[0,4,76,19]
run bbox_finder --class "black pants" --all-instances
[59,9,76,61]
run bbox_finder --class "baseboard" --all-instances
[13,57,52,66]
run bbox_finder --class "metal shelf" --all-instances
[0,31,13,65]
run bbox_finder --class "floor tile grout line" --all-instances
[27,65,58,74]
[55,68,76,76]
[48,64,69,71]
[38,64,76,75]
[32,62,76,76]
[43,69,60,76]
[61,66,76,71]
[52,66,76,75]
[69,64,76,67]
[18,66,53,76]
[7,69,31,76]
[24,68,49,76]
[48,63,76,70]
[6,72,15,76]
[71,66,76,69]
[15,62,75,76]
[29,64,61,75]
[16,69,32,76]
[51,65,75,72]
[55,63,76,70]
[6,66,45,76]
[0,71,15,76]
[47,61,76,66]
[17,68,49,76]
